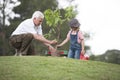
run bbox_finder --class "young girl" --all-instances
[57,19,85,59]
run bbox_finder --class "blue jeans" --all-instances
[67,48,81,59]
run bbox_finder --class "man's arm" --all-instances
[33,34,57,44]
[44,43,56,53]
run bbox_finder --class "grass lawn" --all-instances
[0,56,120,80]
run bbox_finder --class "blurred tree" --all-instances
[0,0,21,27]
[43,7,77,55]
[44,6,76,40]
[13,0,58,20]
[0,0,21,55]
[90,49,120,64]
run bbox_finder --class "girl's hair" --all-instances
[69,18,80,27]
[32,11,44,19]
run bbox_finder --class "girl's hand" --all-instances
[81,49,85,54]
[56,45,61,48]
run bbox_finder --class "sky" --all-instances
[58,0,120,55]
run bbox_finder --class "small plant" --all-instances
[44,6,77,40]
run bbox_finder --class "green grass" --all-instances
[0,56,120,80]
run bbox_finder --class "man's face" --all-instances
[34,17,43,26]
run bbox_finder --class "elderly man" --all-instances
[9,11,57,56]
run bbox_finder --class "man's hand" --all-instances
[48,45,56,53]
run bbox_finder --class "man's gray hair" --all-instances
[32,11,44,19]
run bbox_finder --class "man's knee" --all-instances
[26,33,33,40]
[9,36,21,49]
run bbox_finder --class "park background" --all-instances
[0,0,120,64]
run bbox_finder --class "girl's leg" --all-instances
[67,49,74,58]
[74,49,81,59]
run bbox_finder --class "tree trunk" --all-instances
[57,24,60,40]
[0,0,6,56]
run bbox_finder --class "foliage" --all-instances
[0,0,21,27]
[44,6,77,40]
[90,49,120,64]
[0,56,120,80]
[13,0,58,20]
[0,0,21,56]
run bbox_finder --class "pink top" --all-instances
[67,30,84,43]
